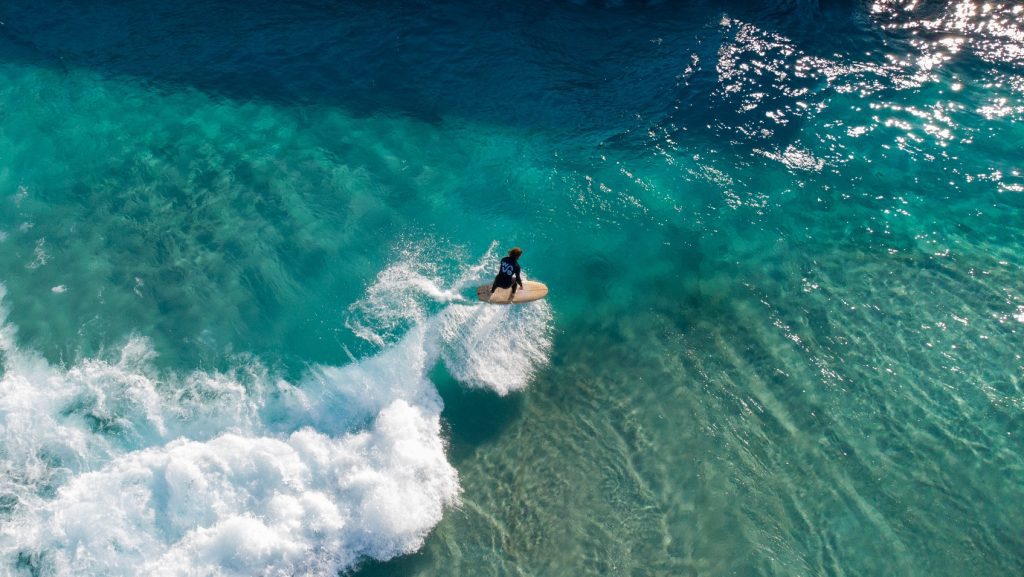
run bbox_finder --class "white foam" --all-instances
[345,242,553,395]
[435,303,553,396]
[344,241,497,347]
[6,399,457,577]
[0,293,457,576]
[0,243,552,575]
[26,238,49,269]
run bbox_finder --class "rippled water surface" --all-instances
[0,1,1022,576]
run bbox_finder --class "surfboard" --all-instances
[476,280,549,305]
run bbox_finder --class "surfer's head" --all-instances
[509,247,523,259]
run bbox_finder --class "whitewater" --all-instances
[0,247,552,576]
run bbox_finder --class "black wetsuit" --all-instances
[492,256,521,289]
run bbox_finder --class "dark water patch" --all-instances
[0,0,908,139]
[433,362,524,463]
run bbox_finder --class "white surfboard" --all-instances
[476,280,549,305]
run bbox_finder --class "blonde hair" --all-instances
[509,247,523,258]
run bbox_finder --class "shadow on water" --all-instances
[347,551,432,577]
[430,362,524,464]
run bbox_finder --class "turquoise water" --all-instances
[1,1,1023,575]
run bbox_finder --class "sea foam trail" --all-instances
[344,241,500,348]
[435,302,553,396]
[344,242,554,395]
[0,248,552,577]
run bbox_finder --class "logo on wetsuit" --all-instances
[501,261,516,276]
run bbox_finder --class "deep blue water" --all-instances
[0,1,1022,576]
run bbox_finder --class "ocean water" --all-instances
[0,1,1022,575]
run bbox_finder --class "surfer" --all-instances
[490,247,524,301]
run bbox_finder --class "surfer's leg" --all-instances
[508,285,517,301]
